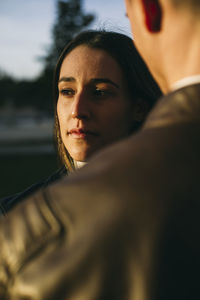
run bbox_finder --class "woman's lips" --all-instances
[68,129,98,139]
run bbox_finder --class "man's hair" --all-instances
[170,0,200,14]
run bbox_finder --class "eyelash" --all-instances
[60,88,75,96]
[59,88,113,99]
[94,88,110,97]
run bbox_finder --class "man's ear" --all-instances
[142,0,162,32]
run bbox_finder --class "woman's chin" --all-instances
[67,142,102,162]
[70,151,89,162]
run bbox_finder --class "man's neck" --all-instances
[165,38,200,92]
[159,9,200,93]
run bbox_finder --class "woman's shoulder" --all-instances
[0,167,67,217]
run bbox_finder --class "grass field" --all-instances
[0,152,59,198]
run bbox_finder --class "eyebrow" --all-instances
[90,78,120,89]
[58,77,75,83]
[58,77,120,89]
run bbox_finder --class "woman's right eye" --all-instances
[60,88,75,96]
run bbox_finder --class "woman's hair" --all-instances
[53,30,162,171]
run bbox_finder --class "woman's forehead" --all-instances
[59,45,124,83]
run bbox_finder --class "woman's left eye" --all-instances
[94,89,110,97]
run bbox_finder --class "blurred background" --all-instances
[0,0,131,198]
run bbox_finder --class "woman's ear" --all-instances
[142,0,162,32]
[132,98,150,122]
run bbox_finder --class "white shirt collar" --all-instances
[171,75,200,91]
[74,161,87,169]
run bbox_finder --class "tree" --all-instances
[0,0,95,112]
[0,72,17,108]
[36,0,95,112]
[44,0,95,71]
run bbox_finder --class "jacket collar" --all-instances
[143,83,200,129]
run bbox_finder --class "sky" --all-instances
[0,0,131,79]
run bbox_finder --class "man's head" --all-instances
[125,0,200,92]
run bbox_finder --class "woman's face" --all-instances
[57,45,135,162]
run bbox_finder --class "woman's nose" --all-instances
[71,92,90,120]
